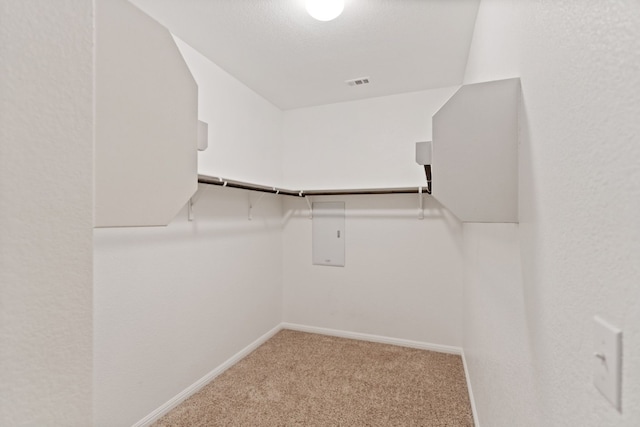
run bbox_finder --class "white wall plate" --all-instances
[593,316,622,411]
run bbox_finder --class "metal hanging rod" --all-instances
[198,175,431,197]
[198,175,299,196]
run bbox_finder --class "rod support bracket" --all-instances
[248,192,267,221]
[304,195,313,219]
[188,197,195,222]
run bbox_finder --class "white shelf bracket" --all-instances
[248,192,267,221]
[418,186,424,220]
[304,195,313,219]
[188,197,195,222]
[186,186,206,222]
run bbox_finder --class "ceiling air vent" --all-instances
[345,77,370,87]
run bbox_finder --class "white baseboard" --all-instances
[133,323,471,426]
[132,324,283,427]
[281,322,462,355]
[461,349,480,427]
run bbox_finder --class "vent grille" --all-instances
[346,77,370,87]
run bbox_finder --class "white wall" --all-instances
[93,186,283,426]
[280,87,465,348]
[93,29,288,425]
[462,1,640,426]
[173,37,283,187]
[0,1,94,425]
[463,223,538,426]
[282,195,464,347]
[282,87,458,190]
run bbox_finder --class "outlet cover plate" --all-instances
[593,316,622,411]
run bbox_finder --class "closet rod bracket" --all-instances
[248,192,267,221]
[304,195,313,219]
[187,186,206,222]
[188,197,195,222]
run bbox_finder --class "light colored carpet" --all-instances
[153,330,474,426]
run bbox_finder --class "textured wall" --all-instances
[0,1,94,425]
[282,87,458,190]
[173,37,284,187]
[462,1,640,426]
[463,223,539,426]
[94,33,286,424]
[283,194,464,347]
[94,186,283,426]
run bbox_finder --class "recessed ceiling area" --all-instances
[129,0,480,110]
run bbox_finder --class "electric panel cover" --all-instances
[312,202,345,267]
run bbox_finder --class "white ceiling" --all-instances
[130,0,480,110]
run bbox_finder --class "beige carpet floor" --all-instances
[153,330,474,426]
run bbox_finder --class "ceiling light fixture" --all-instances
[305,0,344,22]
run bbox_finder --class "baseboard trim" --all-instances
[133,323,469,426]
[132,324,283,427]
[281,322,462,355]
[461,349,480,427]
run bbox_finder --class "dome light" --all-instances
[305,0,344,22]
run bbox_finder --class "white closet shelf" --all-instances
[94,0,198,228]
[432,77,520,223]
[198,175,430,197]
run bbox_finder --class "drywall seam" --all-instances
[281,323,462,355]
[461,349,481,427]
[131,324,282,427]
